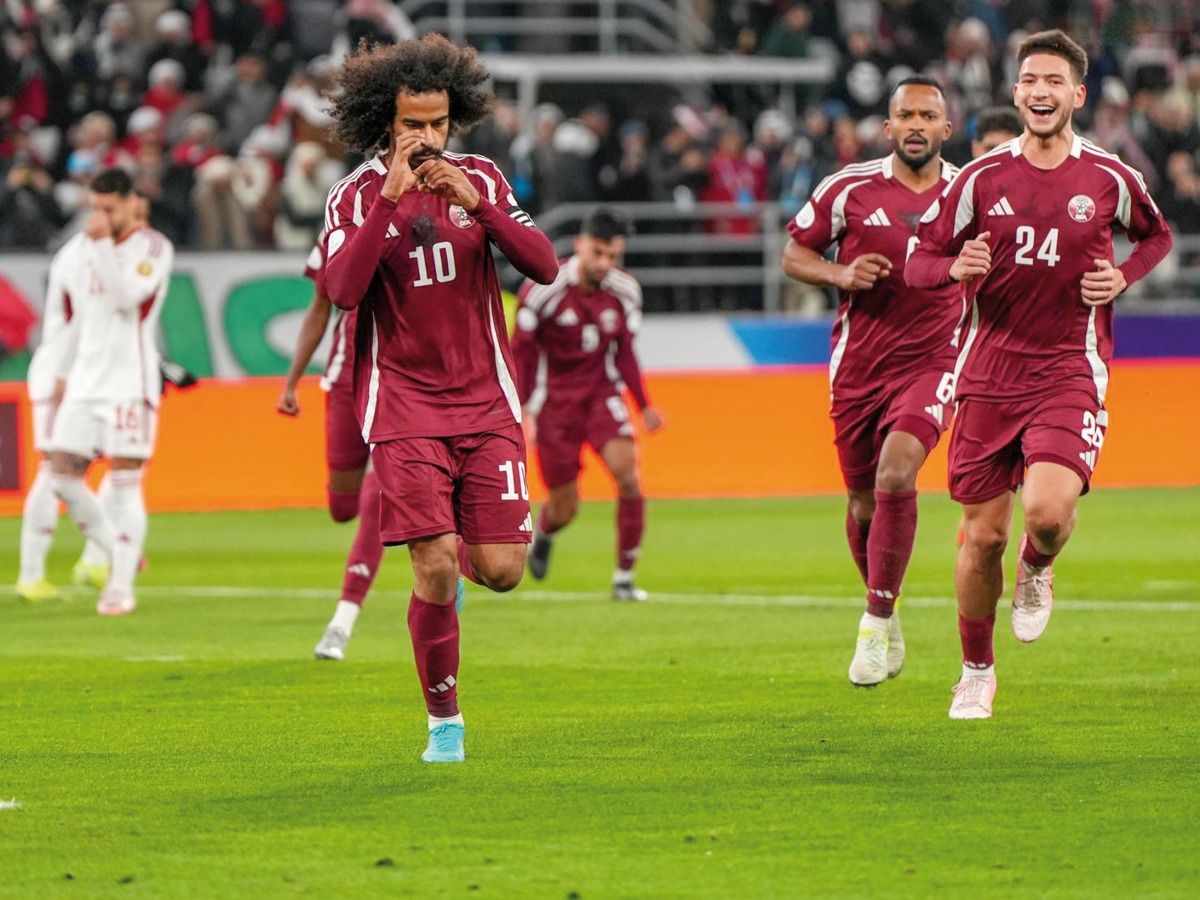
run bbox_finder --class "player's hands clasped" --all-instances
[949,231,992,283]
[1081,258,1127,306]
[277,386,300,417]
[642,407,665,433]
[413,158,481,211]
[84,210,113,240]
[380,133,428,200]
[834,253,892,291]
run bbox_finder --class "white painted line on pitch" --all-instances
[3,585,1196,612]
[0,799,22,811]
[125,656,186,663]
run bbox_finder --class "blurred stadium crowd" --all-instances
[2,0,1200,260]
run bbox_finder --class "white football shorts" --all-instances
[49,397,158,461]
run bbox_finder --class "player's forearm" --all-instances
[614,339,650,409]
[472,199,559,284]
[510,331,540,406]
[904,248,957,289]
[286,299,332,387]
[325,195,398,309]
[1117,228,1174,290]
[782,241,839,288]
[87,239,145,312]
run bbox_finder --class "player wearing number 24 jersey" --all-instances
[784,76,963,689]
[322,35,559,763]
[906,30,1172,720]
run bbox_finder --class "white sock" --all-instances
[429,713,464,730]
[106,469,147,594]
[52,472,114,558]
[81,474,112,566]
[963,664,995,679]
[330,599,361,634]
[861,612,890,631]
[613,568,634,584]
[19,463,59,583]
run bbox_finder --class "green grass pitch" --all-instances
[2,489,1198,898]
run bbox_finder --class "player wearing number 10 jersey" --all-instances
[322,35,558,763]
[907,30,1172,719]
[783,76,963,688]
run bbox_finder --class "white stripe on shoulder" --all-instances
[524,270,570,315]
[812,158,886,202]
[1080,138,1151,195]
[325,159,376,230]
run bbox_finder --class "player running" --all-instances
[45,168,175,616]
[512,207,664,601]
[322,35,558,762]
[907,30,1172,719]
[782,76,962,686]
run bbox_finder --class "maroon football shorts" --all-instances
[832,368,953,492]
[535,392,635,488]
[324,387,370,472]
[372,423,532,545]
[949,389,1107,505]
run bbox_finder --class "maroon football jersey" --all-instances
[788,155,962,400]
[323,152,554,441]
[512,257,649,413]
[909,136,1172,403]
[304,232,356,393]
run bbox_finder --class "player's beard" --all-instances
[896,138,939,171]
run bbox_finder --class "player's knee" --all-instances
[1023,504,1069,548]
[478,559,524,593]
[328,489,359,523]
[615,473,641,498]
[874,463,917,494]
[964,521,1008,559]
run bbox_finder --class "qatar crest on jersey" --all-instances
[1068,194,1096,223]
[449,204,475,228]
[600,308,620,333]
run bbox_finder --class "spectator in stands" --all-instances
[554,103,615,203]
[336,0,416,53]
[275,141,337,250]
[192,0,289,60]
[274,57,340,154]
[699,123,766,236]
[66,111,129,173]
[510,102,567,213]
[752,109,793,198]
[758,2,812,58]
[826,28,889,119]
[1160,151,1200,237]
[95,71,142,136]
[466,97,520,175]
[210,52,278,155]
[945,17,996,115]
[143,59,190,125]
[1088,76,1158,191]
[51,152,97,245]
[2,28,52,131]
[83,3,147,82]
[146,9,206,93]
[603,118,653,203]
[1143,90,1200,183]
[711,0,776,53]
[0,146,64,249]
[193,153,252,249]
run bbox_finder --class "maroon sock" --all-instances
[616,495,645,572]
[959,613,996,670]
[456,535,480,586]
[845,510,871,585]
[1021,537,1057,569]
[408,593,460,717]
[537,505,563,536]
[340,470,383,605]
[865,489,918,618]
[327,487,359,523]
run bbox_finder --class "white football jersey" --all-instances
[58,227,174,405]
[26,240,80,402]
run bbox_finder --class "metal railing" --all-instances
[400,0,713,54]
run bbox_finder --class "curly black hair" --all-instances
[330,34,494,154]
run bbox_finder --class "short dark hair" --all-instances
[890,74,947,104]
[974,106,1023,139]
[1017,29,1088,84]
[90,168,134,196]
[330,34,494,154]
[580,207,632,242]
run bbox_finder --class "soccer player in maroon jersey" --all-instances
[321,35,559,762]
[278,231,391,661]
[782,76,962,687]
[511,207,664,601]
[907,31,1173,719]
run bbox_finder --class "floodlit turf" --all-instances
[2,489,1198,898]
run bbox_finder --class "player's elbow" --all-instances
[529,257,559,285]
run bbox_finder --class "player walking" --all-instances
[322,35,558,762]
[512,208,664,601]
[45,168,175,616]
[782,77,961,686]
[907,31,1172,718]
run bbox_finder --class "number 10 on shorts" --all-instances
[499,460,528,501]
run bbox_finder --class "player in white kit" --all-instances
[44,169,175,616]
